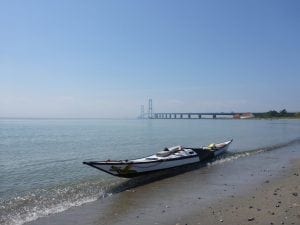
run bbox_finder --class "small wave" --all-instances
[207,152,251,166]
[207,137,300,167]
[1,196,97,225]
[0,179,118,225]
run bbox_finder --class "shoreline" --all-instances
[26,146,300,225]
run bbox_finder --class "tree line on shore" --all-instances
[254,109,300,118]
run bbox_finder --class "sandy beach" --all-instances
[26,145,300,225]
[173,160,300,225]
[103,159,300,225]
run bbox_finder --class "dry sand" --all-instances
[173,161,300,225]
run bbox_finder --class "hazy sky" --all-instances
[1,0,299,118]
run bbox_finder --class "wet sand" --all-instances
[27,147,300,225]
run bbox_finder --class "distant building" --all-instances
[234,113,255,119]
[233,114,240,119]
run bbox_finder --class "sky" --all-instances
[0,0,300,118]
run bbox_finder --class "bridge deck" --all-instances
[147,112,246,119]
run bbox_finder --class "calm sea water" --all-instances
[1,118,300,225]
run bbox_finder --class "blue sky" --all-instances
[1,0,299,118]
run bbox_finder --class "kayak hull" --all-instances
[84,155,200,178]
[83,139,233,178]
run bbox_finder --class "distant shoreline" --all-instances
[253,110,300,119]
[1,117,300,121]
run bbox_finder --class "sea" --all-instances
[1,118,300,225]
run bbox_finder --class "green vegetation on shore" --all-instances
[254,109,300,119]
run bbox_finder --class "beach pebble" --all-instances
[247,217,255,221]
[276,204,280,207]
[219,219,223,222]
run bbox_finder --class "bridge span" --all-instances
[150,112,245,119]
[139,99,252,119]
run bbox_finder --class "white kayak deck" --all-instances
[94,140,232,165]
[130,147,197,163]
